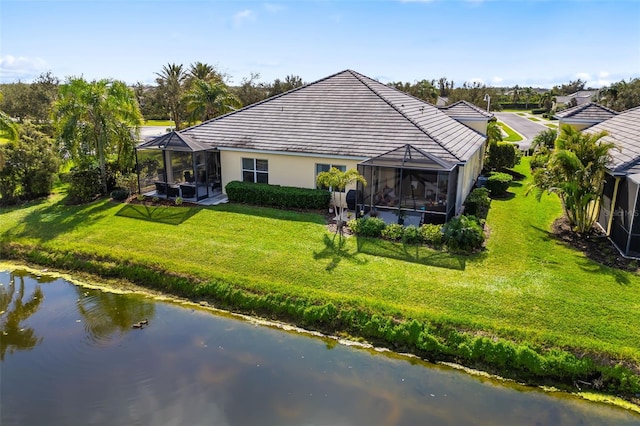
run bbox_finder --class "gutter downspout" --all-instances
[606,177,621,235]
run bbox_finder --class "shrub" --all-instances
[485,142,520,171]
[110,188,129,201]
[348,217,386,238]
[486,172,513,197]
[531,108,546,115]
[115,172,139,196]
[419,224,443,246]
[464,187,491,217]
[402,225,421,244]
[66,167,103,204]
[381,223,403,241]
[174,197,183,206]
[225,181,330,210]
[442,215,485,253]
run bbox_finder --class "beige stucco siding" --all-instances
[455,142,486,214]
[457,119,488,135]
[219,149,362,207]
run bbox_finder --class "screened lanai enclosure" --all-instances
[357,145,457,225]
[597,174,640,258]
[136,132,221,202]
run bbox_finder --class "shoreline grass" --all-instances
[1,158,640,397]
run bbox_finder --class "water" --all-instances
[1,269,638,425]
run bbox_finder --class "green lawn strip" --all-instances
[497,122,523,142]
[143,120,175,127]
[528,117,540,122]
[2,160,640,388]
[546,124,558,129]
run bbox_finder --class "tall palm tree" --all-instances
[185,79,242,122]
[155,63,187,130]
[539,90,556,113]
[54,78,142,194]
[523,87,535,109]
[530,124,615,233]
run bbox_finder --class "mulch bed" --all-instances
[551,216,638,272]
[123,195,199,207]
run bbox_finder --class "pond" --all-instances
[1,269,638,425]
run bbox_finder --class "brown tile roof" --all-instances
[438,100,493,119]
[180,70,486,164]
[583,106,640,173]
[554,102,618,122]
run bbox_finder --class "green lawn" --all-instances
[1,158,639,366]
[143,120,175,127]
[528,117,540,122]
[497,122,523,142]
[546,124,558,129]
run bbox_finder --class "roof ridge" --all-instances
[182,70,354,133]
[349,71,463,162]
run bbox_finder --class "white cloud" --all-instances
[0,55,48,82]
[492,76,503,84]
[233,9,256,27]
[575,72,591,81]
[263,3,284,13]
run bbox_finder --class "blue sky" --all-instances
[1,0,639,88]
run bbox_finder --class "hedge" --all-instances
[225,181,331,210]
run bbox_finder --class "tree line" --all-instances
[1,63,639,206]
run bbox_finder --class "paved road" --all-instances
[494,112,547,151]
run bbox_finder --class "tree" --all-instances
[54,77,142,195]
[486,119,503,144]
[539,90,556,113]
[523,87,535,109]
[155,63,187,129]
[530,128,557,152]
[316,168,366,234]
[185,79,242,122]
[598,78,640,111]
[267,75,305,97]
[529,124,616,233]
[234,72,269,106]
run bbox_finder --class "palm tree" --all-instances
[530,124,616,233]
[185,79,242,122]
[316,168,367,234]
[539,90,556,113]
[155,63,187,130]
[523,87,535,109]
[486,120,503,144]
[54,78,142,194]
[0,105,19,169]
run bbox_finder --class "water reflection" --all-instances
[0,270,44,360]
[75,287,155,344]
[1,269,639,426]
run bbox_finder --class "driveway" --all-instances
[494,112,548,151]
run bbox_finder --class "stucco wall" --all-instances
[458,119,488,136]
[455,142,486,214]
[219,149,362,207]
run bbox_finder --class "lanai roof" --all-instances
[583,106,640,174]
[180,70,486,165]
[438,100,493,120]
[554,102,618,122]
[137,130,210,152]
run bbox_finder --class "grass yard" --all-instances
[1,158,639,368]
[497,122,524,142]
[546,124,558,129]
[143,119,175,127]
[528,116,541,122]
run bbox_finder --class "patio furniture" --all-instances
[167,185,180,197]
[180,184,196,199]
[154,182,167,195]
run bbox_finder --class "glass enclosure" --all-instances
[136,148,221,202]
[357,145,457,225]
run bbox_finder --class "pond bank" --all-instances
[2,256,639,415]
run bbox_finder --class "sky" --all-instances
[1,0,639,89]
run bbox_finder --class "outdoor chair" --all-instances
[180,184,196,199]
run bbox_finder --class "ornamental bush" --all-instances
[464,187,491,217]
[486,172,513,198]
[419,224,444,247]
[225,181,330,210]
[381,223,403,241]
[66,167,103,204]
[442,215,485,253]
[402,225,421,244]
[485,142,520,172]
[348,217,386,238]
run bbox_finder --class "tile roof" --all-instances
[438,100,493,120]
[554,102,618,121]
[180,70,486,164]
[583,106,640,173]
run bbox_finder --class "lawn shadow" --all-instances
[313,233,367,271]
[116,203,200,225]
[3,197,114,242]
[211,203,327,225]
[356,237,471,270]
[577,260,631,285]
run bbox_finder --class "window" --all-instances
[242,158,268,183]
[316,163,347,192]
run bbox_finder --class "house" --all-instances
[438,100,494,134]
[553,102,618,131]
[137,70,491,224]
[555,90,599,108]
[580,106,640,257]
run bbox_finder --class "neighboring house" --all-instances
[555,90,599,107]
[137,70,490,224]
[438,100,494,134]
[579,106,640,258]
[554,102,619,131]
